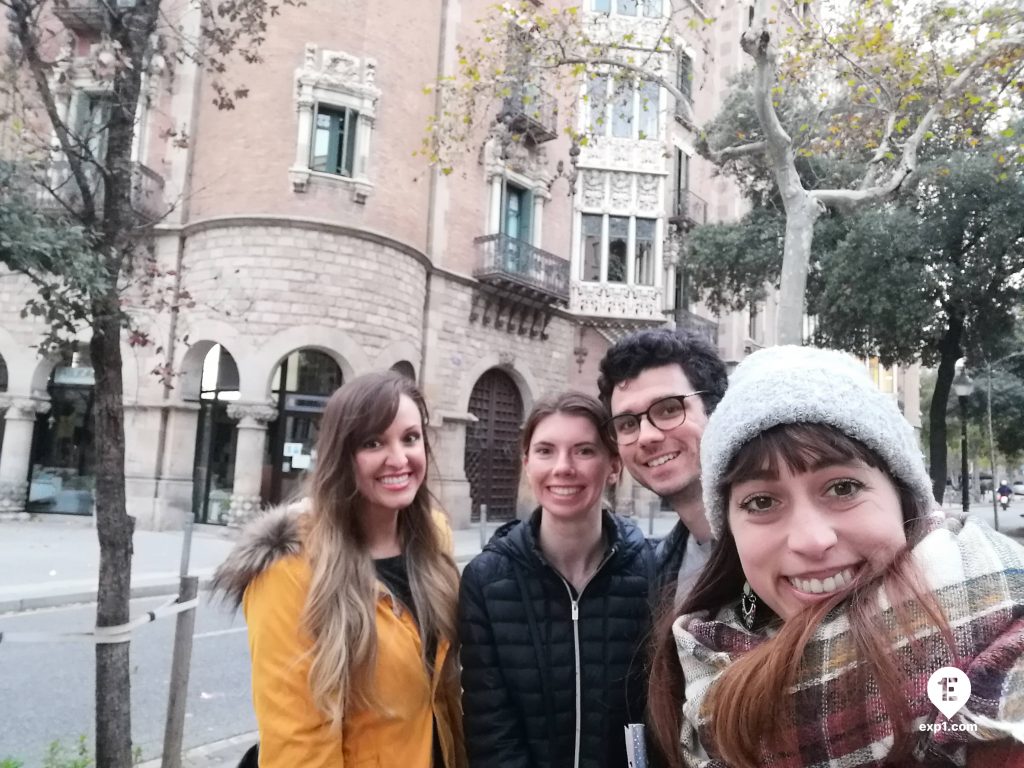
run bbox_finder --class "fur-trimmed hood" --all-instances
[211,500,308,608]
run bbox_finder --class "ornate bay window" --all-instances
[289,44,380,200]
[572,169,665,318]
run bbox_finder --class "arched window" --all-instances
[264,349,343,504]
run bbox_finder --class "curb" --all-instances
[0,575,217,615]
[137,731,258,768]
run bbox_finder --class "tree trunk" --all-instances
[776,198,820,345]
[91,303,134,768]
[928,318,964,504]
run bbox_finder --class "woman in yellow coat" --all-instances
[214,371,465,768]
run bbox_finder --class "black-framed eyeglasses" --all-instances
[606,392,706,446]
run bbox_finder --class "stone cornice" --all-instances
[173,215,432,272]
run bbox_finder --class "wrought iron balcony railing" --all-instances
[52,0,137,32]
[497,85,558,144]
[473,233,569,304]
[672,307,718,346]
[669,188,708,229]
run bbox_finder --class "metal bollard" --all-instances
[479,504,488,549]
[649,499,658,536]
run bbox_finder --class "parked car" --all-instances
[1013,481,1024,497]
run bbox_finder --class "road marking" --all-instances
[193,627,247,640]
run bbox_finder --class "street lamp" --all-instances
[952,361,974,514]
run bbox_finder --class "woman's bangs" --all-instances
[723,423,882,488]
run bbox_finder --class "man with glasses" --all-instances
[597,327,728,607]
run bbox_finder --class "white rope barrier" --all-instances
[0,594,200,646]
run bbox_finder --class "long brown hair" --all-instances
[648,423,954,767]
[302,371,460,725]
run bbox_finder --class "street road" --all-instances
[0,594,256,767]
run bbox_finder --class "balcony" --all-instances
[473,234,569,305]
[497,85,557,144]
[52,0,136,32]
[36,160,166,223]
[672,307,718,346]
[669,189,708,230]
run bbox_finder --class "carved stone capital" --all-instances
[0,396,51,421]
[226,403,278,428]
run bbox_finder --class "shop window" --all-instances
[265,349,343,505]
[192,345,240,525]
[29,351,95,516]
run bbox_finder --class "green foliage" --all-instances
[1,759,25,768]
[683,207,782,310]
[0,162,106,353]
[41,737,92,768]
[688,138,1024,369]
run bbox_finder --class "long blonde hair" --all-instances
[301,371,460,726]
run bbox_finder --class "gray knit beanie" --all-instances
[701,345,935,539]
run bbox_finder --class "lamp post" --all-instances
[952,362,974,514]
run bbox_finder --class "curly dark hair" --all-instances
[596,327,728,415]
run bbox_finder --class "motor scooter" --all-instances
[999,493,1011,513]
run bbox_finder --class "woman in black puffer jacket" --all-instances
[459,392,655,768]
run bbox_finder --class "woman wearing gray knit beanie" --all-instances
[646,346,1024,768]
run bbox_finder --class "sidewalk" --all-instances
[0,510,682,614]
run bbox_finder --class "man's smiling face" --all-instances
[609,363,709,499]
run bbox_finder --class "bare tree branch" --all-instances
[815,34,1024,209]
[704,140,768,163]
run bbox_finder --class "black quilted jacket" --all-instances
[458,508,655,768]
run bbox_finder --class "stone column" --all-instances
[429,411,477,530]
[0,396,51,519]
[225,402,277,527]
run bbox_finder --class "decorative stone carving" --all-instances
[578,137,668,175]
[610,172,632,210]
[637,174,659,212]
[290,44,381,194]
[226,403,278,428]
[0,396,51,421]
[571,282,663,319]
[228,494,263,527]
[483,127,551,189]
[638,142,661,169]
[582,170,605,207]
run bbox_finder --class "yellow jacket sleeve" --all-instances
[243,555,343,768]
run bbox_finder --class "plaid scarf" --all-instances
[673,516,1024,767]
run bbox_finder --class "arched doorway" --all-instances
[263,349,343,505]
[191,345,240,524]
[390,360,416,380]
[29,348,95,515]
[464,369,523,521]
